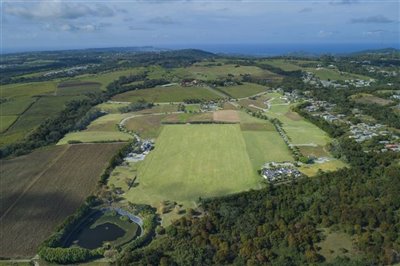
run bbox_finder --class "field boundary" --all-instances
[0,145,69,222]
[3,96,40,134]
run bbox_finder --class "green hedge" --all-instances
[39,247,103,264]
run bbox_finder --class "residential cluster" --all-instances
[125,140,154,163]
[303,71,374,88]
[349,123,388,143]
[261,162,302,183]
[180,79,207,87]
[43,65,94,77]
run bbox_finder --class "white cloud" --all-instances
[5,1,115,20]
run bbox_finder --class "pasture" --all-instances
[184,64,279,81]
[0,80,92,146]
[350,93,393,106]
[116,124,259,207]
[162,112,213,123]
[56,81,101,96]
[213,110,240,123]
[265,95,331,146]
[72,68,145,90]
[96,102,130,113]
[217,83,267,98]
[242,131,294,171]
[305,67,371,81]
[299,159,347,176]
[135,103,179,114]
[124,114,167,139]
[58,131,132,144]
[112,85,221,103]
[0,143,125,258]
[317,229,359,262]
[262,59,305,71]
[0,116,18,133]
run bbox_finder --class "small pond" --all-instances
[71,222,126,249]
[64,210,140,249]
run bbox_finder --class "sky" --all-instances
[1,0,399,53]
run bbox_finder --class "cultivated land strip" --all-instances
[3,97,40,134]
[0,145,69,222]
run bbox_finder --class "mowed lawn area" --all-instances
[127,124,259,206]
[0,143,125,258]
[242,131,294,171]
[112,85,221,103]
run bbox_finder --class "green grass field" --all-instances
[57,131,132,144]
[218,83,267,98]
[6,95,82,135]
[0,97,37,116]
[96,102,130,113]
[114,124,260,207]
[305,67,371,81]
[112,85,221,103]
[299,159,347,176]
[242,131,294,171]
[183,64,279,81]
[86,113,128,132]
[124,114,166,139]
[0,81,57,98]
[0,116,18,133]
[350,93,393,106]
[56,81,101,96]
[262,59,305,71]
[265,95,331,146]
[317,228,359,262]
[185,104,201,112]
[71,68,145,90]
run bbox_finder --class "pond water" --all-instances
[72,222,126,249]
[63,210,137,249]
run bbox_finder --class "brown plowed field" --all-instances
[213,110,240,123]
[0,143,125,258]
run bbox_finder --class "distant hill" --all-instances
[348,47,400,56]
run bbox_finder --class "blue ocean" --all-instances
[164,43,400,56]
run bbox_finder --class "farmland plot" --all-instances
[0,143,125,258]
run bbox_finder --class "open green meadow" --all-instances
[56,81,101,96]
[305,67,371,81]
[112,124,260,207]
[242,131,294,171]
[0,116,18,133]
[264,94,331,146]
[71,68,145,90]
[0,79,97,146]
[112,84,221,103]
[317,229,359,262]
[299,159,347,176]
[262,59,305,71]
[183,63,279,81]
[57,131,132,144]
[135,103,179,114]
[124,114,167,139]
[86,113,127,132]
[217,83,267,98]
